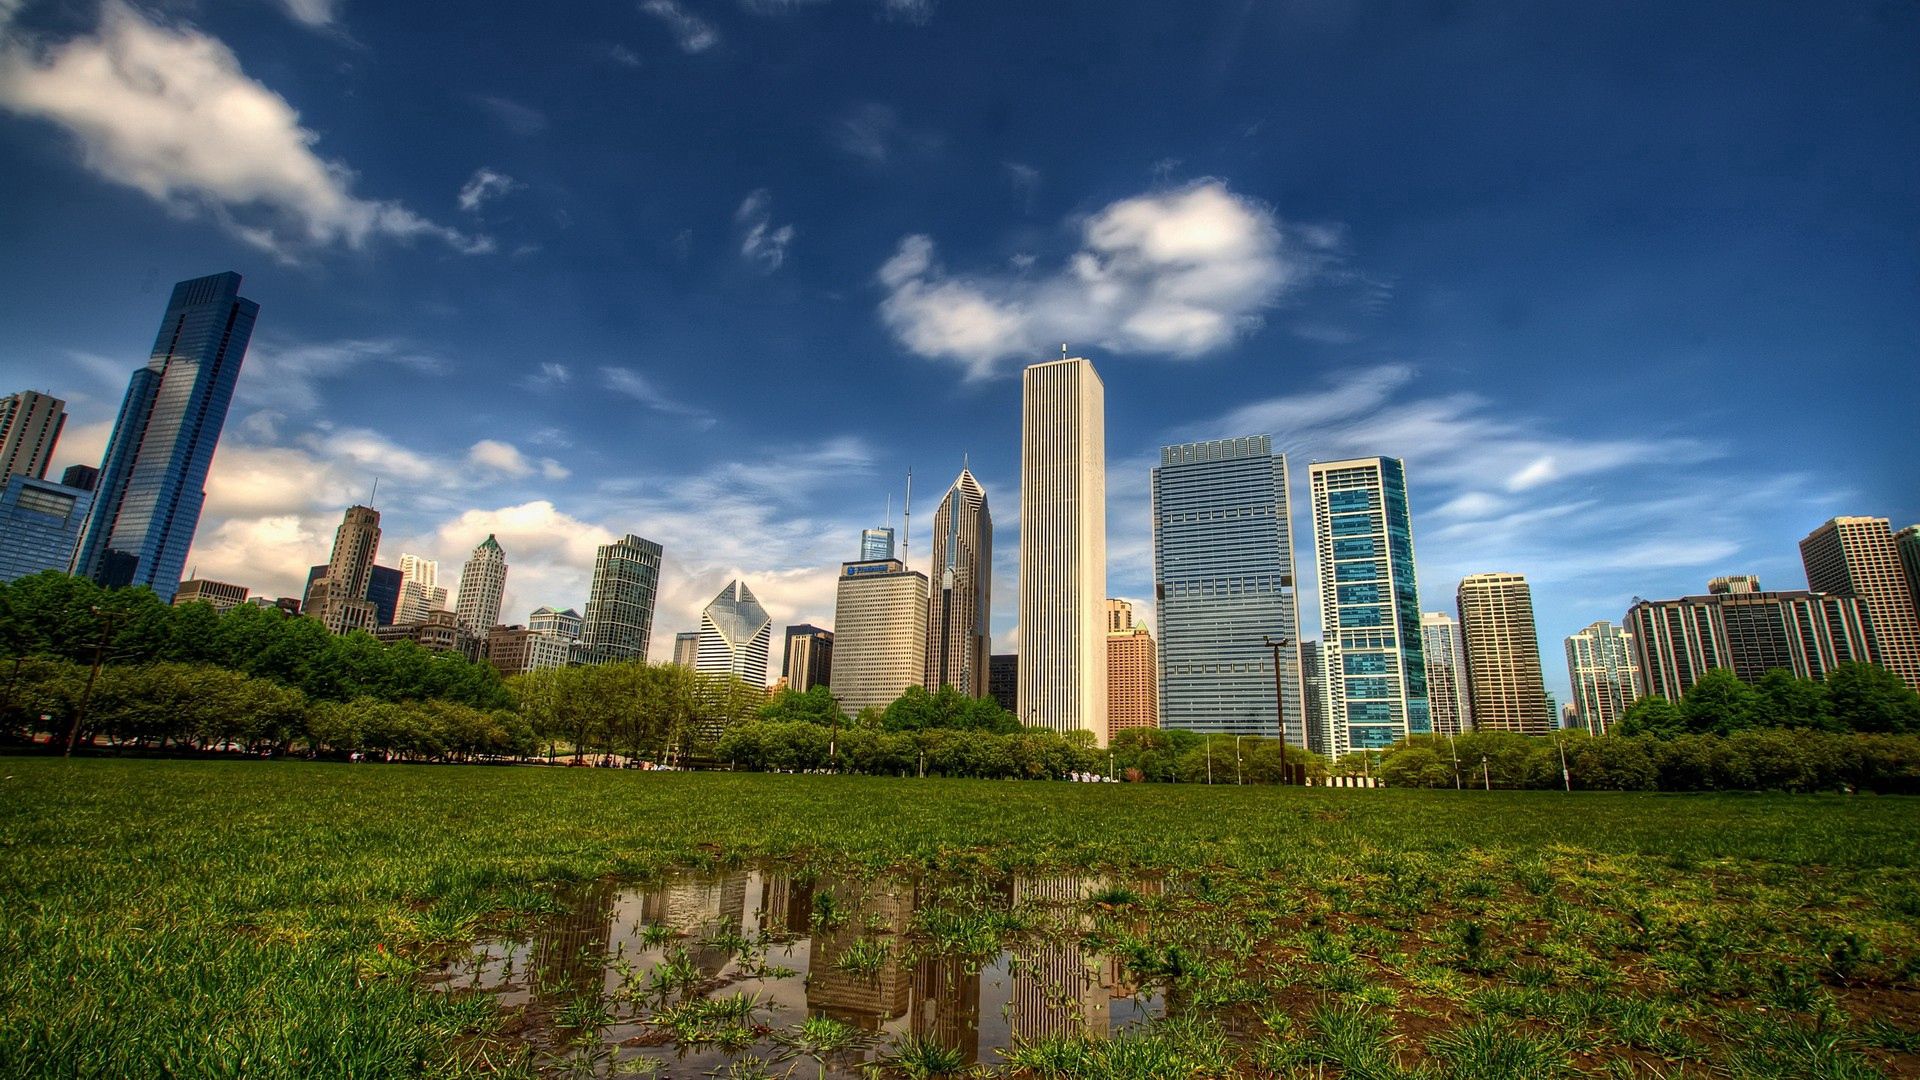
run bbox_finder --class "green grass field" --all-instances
[3,759,1918,1078]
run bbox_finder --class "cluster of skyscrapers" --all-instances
[5,274,1919,749]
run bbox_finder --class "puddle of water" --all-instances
[428,868,1167,1076]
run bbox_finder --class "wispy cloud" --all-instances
[734,188,795,271]
[598,366,715,426]
[238,338,447,413]
[519,362,572,392]
[270,0,338,28]
[457,168,521,213]
[641,0,719,53]
[472,95,548,136]
[830,103,940,165]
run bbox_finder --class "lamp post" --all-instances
[1448,732,1461,790]
[1205,738,1213,785]
[65,606,125,757]
[1235,734,1245,785]
[1556,733,1572,792]
[1481,754,1491,791]
[1263,635,1293,784]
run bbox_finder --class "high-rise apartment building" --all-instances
[454,535,508,633]
[579,534,664,665]
[485,625,572,676]
[1420,612,1471,736]
[1709,575,1761,596]
[306,506,381,635]
[697,579,773,686]
[1018,356,1106,744]
[925,468,992,697]
[529,606,583,641]
[1299,640,1329,755]
[1106,599,1133,633]
[672,631,700,668]
[1308,457,1430,754]
[396,553,446,624]
[1898,525,1920,620]
[1455,573,1551,735]
[1801,517,1920,689]
[1627,586,1877,700]
[1152,436,1302,741]
[0,475,93,582]
[783,624,833,692]
[74,273,258,602]
[174,579,248,611]
[0,390,65,481]
[1565,621,1640,735]
[861,527,896,562]
[832,558,929,716]
[1107,622,1158,734]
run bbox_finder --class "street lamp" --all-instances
[1448,732,1461,791]
[66,606,126,757]
[1263,635,1293,785]
[1235,734,1245,785]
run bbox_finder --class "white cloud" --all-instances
[641,0,719,53]
[237,338,445,413]
[831,103,939,165]
[520,362,571,392]
[272,0,339,28]
[599,366,715,426]
[472,96,547,136]
[466,439,570,482]
[0,3,489,259]
[734,188,795,271]
[457,168,520,212]
[877,180,1307,377]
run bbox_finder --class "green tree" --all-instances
[1824,661,1920,734]
[1616,695,1685,738]
[1678,669,1760,735]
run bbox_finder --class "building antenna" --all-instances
[368,477,379,507]
[903,469,913,557]
[1061,343,1068,360]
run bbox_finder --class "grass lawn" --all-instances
[3,758,1918,1078]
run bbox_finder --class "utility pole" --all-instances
[1235,734,1245,785]
[1264,635,1293,784]
[1556,734,1572,792]
[1481,754,1492,791]
[1206,738,1213,784]
[66,606,126,757]
[1448,732,1462,790]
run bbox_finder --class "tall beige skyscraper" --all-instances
[308,505,381,635]
[834,557,929,717]
[1801,516,1920,689]
[1018,356,1106,744]
[0,390,65,480]
[925,467,992,697]
[1565,621,1640,734]
[454,535,509,633]
[395,553,446,624]
[1456,573,1551,735]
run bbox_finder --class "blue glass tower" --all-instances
[1308,456,1430,755]
[74,272,258,602]
[0,475,93,582]
[1151,436,1302,740]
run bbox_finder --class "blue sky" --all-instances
[0,0,1914,697]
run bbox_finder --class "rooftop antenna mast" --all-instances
[368,477,379,508]
[903,469,913,557]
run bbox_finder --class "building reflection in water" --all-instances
[805,874,915,1027]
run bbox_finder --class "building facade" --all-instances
[174,578,248,611]
[1299,640,1329,755]
[579,534,663,665]
[832,558,929,717]
[1107,624,1158,734]
[1455,573,1551,735]
[783,624,834,692]
[0,390,65,481]
[1308,456,1430,755]
[454,535,509,633]
[988,654,1018,713]
[1152,436,1303,741]
[486,625,572,676]
[698,579,772,685]
[1564,621,1640,735]
[0,475,92,582]
[1017,356,1107,743]
[672,631,700,668]
[529,606,583,641]
[373,609,479,660]
[307,505,381,635]
[925,468,992,698]
[1627,587,1877,700]
[860,527,896,562]
[1420,612,1471,736]
[60,464,99,492]
[1898,525,1920,620]
[396,553,446,624]
[1801,517,1920,690]
[74,272,258,602]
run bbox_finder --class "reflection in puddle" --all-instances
[429,868,1166,1076]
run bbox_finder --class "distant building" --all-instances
[486,625,572,676]
[454,535,508,633]
[367,565,401,626]
[1152,436,1302,741]
[1899,525,1920,620]
[833,558,928,717]
[579,534,664,665]
[783,624,833,692]
[529,606,583,641]
[0,475,92,582]
[396,553,446,624]
[672,631,700,668]
[1299,640,1329,755]
[1564,621,1640,735]
[1456,573,1551,736]
[60,464,99,492]
[174,579,248,611]
[374,609,479,660]
[925,468,992,698]
[1420,612,1471,736]
[246,595,301,617]
[1105,598,1133,634]
[1018,356,1106,744]
[0,390,65,481]
[307,506,381,635]
[1627,586,1876,700]
[1801,517,1920,690]
[988,654,1018,713]
[860,527,896,562]
[698,580,772,685]
[74,272,258,602]
[1708,575,1762,596]
[1107,624,1158,734]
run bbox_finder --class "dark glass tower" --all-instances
[74,272,258,601]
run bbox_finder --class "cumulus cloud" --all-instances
[0,4,488,259]
[734,188,794,271]
[457,168,520,213]
[877,180,1307,377]
[641,0,719,53]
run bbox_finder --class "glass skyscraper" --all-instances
[0,475,93,583]
[74,272,258,602]
[1151,436,1302,740]
[860,527,896,562]
[579,534,664,665]
[1308,456,1430,755]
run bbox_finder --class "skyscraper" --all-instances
[74,272,259,602]
[60,464,99,492]
[1801,517,1920,690]
[396,553,447,624]
[861,527,896,562]
[832,558,928,716]
[925,467,992,697]
[1565,621,1640,735]
[672,631,700,668]
[1107,619,1158,735]
[1455,573,1551,736]
[988,654,1018,713]
[0,475,92,582]
[1018,356,1106,743]
[529,606,584,641]
[1299,640,1329,755]
[454,535,509,633]
[0,390,65,480]
[1627,586,1876,700]
[173,578,248,611]
[1420,612,1472,737]
[1898,525,1920,620]
[698,580,772,685]
[1307,457,1430,755]
[307,505,381,635]
[783,624,834,692]
[1152,436,1302,741]
[579,534,664,665]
